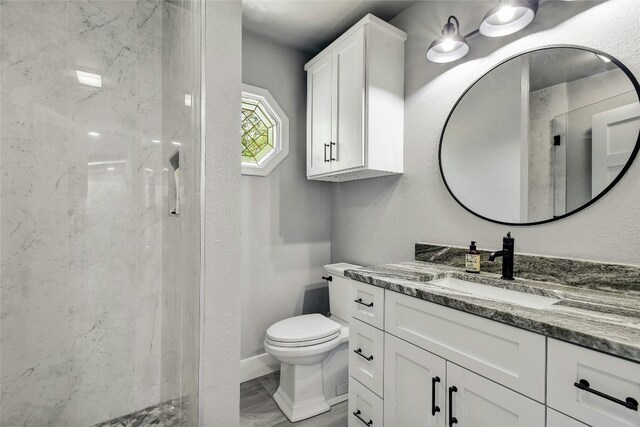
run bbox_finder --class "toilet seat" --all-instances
[266,314,341,347]
[265,330,340,348]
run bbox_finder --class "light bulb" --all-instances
[441,38,455,52]
[497,5,515,22]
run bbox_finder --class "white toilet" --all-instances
[264,263,360,422]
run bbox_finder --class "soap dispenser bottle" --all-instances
[465,241,481,274]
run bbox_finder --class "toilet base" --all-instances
[273,385,330,422]
[273,362,330,422]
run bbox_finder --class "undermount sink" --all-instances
[429,277,560,309]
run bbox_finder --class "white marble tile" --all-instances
[1,135,71,396]
[1,8,68,142]
[137,0,163,50]
[68,1,137,95]
[1,374,71,426]
[0,0,67,26]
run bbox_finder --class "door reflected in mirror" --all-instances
[440,47,640,225]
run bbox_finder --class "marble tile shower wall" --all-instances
[0,0,199,425]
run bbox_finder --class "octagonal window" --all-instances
[241,84,289,176]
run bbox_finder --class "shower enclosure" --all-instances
[1,0,203,425]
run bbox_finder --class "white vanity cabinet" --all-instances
[384,334,447,427]
[447,363,545,427]
[305,14,406,182]
[547,339,640,427]
[345,278,640,427]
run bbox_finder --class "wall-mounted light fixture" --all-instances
[479,0,537,37]
[427,1,539,63]
[426,16,470,63]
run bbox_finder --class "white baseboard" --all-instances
[240,352,279,383]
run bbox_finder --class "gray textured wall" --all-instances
[241,32,332,360]
[202,1,242,425]
[331,0,640,266]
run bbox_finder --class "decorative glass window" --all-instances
[241,84,289,176]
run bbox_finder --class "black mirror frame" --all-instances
[438,45,640,226]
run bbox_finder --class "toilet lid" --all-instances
[266,314,341,344]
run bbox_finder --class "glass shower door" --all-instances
[0,0,202,425]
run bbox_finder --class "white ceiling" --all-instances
[242,0,416,54]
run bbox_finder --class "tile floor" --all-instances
[91,399,187,427]
[240,372,348,427]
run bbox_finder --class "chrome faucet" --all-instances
[488,232,515,280]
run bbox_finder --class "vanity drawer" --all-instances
[547,339,640,427]
[348,377,384,427]
[349,318,384,397]
[350,281,384,330]
[546,408,588,427]
[385,291,546,402]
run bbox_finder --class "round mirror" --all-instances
[439,46,640,225]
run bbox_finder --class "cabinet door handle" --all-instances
[324,143,330,163]
[574,379,638,411]
[448,386,458,426]
[330,141,336,161]
[354,348,374,361]
[354,298,374,308]
[352,410,373,426]
[431,376,441,416]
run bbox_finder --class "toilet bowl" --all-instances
[264,263,360,422]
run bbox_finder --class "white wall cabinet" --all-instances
[345,279,640,427]
[305,14,406,182]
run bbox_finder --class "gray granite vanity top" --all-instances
[344,260,640,363]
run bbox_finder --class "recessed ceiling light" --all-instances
[75,70,102,88]
[152,139,161,144]
[596,54,612,63]
[185,94,192,107]
[88,131,100,137]
[427,16,469,63]
[479,1,537,38]
[107,167,115,171]
[172,141,181,146]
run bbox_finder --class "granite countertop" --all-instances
[344,260,640,362]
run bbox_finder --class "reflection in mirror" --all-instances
[440,47,640,225]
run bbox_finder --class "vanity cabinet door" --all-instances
[384,333,446,427]
[349,377,384,427]
[547,339,640,427]
[349,318,385,397]
[446,363,545,427]
[546,408,588,427]
[331,26,365,173]
[306,53,333,177]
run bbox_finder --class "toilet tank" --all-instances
[324,263,362,323]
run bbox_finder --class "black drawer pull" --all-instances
[353,410,373,426]
[574,379,638,411]
[431,376,441,416]
[449,386,458,426]
[322,275,332,281]
[354,348,374,361]
[354,298,374,308]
